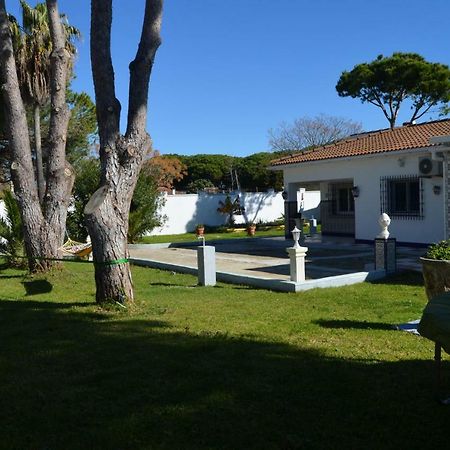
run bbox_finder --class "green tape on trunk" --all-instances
[94,258,129,266]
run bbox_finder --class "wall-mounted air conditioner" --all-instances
[418,157,443,177]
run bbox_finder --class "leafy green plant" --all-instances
[0,190,25,267]
[217,195,242,226]
[128,172,165,243]
[424,239,450,260]
[67,157,165,243]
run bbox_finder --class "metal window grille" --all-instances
[380,175,423,220]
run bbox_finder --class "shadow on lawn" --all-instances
[0,298,447,450]
[371,270,424,287]
[22,279,53,296]
[314,319,394,331]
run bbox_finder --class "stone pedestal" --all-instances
[374,238,396,274]
[287,246,308,283]
[197,245,216,286]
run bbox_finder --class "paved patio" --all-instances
[129,235,425,289]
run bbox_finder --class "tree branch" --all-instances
[368,93,392,124]
[126,0,163,136]
[91,0,120,145]
[410,101,435,122]
[45,0,74,224]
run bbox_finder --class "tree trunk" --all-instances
[88,0,162,304]
[85,185,134,303]
[33,104,45,204]
[0,0,75,272]
[84,140,143,303]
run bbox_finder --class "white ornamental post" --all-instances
[374,213,397,274]
[287,226,308,283]
[197,236,216,286]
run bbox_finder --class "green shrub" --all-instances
[425,239,450,260]
[0,190,26,267]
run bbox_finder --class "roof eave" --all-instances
[268,145,440,170]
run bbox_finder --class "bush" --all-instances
[67,157,166,243]
[425,240,450,260]
[127,172,165,243]
[0,190,26,267]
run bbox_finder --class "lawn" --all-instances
[0,262,448,449]
[138,226,286,244]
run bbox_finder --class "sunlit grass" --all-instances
[0,263,447,449]
[138,226,285,244]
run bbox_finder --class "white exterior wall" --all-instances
[149,191,320,235]
[282,150,445,244]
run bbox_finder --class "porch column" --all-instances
[284,183,301,239]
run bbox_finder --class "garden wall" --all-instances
[0,191,320,237]
[149,191,320,235]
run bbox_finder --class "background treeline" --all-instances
[166,151,289,193]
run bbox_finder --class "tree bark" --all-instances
[0,0,74,272]
[33,104,45,204]
[87,0,162,304]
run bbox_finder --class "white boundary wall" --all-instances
[0,192,321,237]
[149,191,320,235]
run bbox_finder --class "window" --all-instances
[330,184,354,215]
[380,175,423,219]
[337,187,354,213]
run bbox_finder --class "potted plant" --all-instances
[421,239,450,300]
[246,222,256,236]
[195,224,205,236]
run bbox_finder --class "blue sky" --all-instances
[6,0,450,156]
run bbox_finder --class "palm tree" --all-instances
[9,1,80,204]
[217,195,242,227]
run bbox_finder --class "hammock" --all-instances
[59,237,92,258]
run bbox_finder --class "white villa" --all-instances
[270,119,450,246]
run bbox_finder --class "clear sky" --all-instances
[6,0,450,156]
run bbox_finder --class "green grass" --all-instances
[137,224,321,244]
[0,262,447,449]
[138,226,285,244]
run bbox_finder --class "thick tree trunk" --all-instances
[33,104,45,204]
[88,0,162,304]
[85,184,134,303]
[0,0,75,272]
[84,136,146,304]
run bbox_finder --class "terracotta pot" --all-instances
[196,227,205,236]
[420,257,450,300]
[247,225,256,236]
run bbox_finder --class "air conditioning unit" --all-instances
[418,157,443,177]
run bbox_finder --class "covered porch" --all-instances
[284,179,357,239]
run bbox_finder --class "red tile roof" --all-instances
[270,119,450,167]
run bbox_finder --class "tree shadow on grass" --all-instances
[313,319,394,331]
[0,298,448,450]
[22,279,53,296]
[0,273,24,279]
[148,282,199,288]
[370,270,424,287]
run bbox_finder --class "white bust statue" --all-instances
[377,213,391,239]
